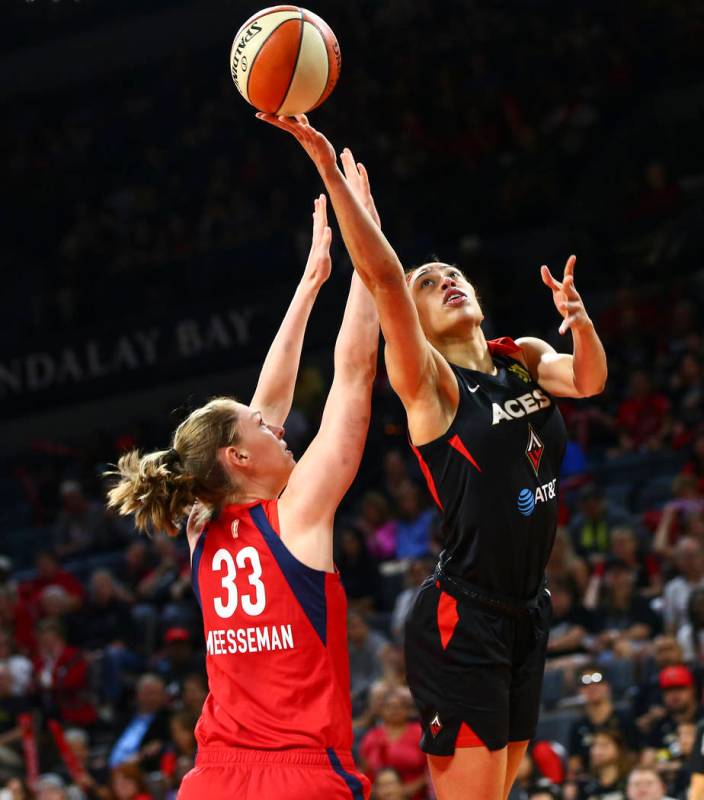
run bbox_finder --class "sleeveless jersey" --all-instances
[412,337,567,599]
[191,499,353,752]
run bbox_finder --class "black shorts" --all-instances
[404,574,552,755]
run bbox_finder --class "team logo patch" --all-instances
[430,713,442,737]
[525,425,544,478]
[231,520,239,539]
[508,363,531,383]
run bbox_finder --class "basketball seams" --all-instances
[275,9,305,116]
[300,12,340,111]
[304,19,330,112]
[245,16,303,109]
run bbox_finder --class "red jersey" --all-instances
[191,500,353,753]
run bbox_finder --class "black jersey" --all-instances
[411,337,567,599]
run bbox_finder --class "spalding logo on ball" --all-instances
[230,6,341,116]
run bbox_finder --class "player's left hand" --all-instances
[303,194,332,289]
[541,255,592,335]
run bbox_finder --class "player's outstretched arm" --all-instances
[517,256,607,398]
[277,270,379,570]
[256,113,444,410]
[249,195,332,426]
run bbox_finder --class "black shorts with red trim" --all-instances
[404,571,552,756]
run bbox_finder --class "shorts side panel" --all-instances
[404,580,513,754]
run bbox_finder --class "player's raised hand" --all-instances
[541,255,592,335]
[339,148,381,228]
[256,113,337,176]
[303,194,332,289]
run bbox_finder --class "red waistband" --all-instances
[195,747,357,769]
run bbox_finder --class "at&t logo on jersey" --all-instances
[517,479,557,517]
[491,389,551,425]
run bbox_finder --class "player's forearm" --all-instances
[319,166,405,292]
[250,280,320,425]
[333,273,379,383]
[571,320,607,397]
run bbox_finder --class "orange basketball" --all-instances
[230,6,341,116]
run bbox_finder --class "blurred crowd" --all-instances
[1,0,703,349]
[2,0,704,799]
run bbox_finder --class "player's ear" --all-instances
[223,445,249,469]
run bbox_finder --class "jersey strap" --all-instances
[249,503,329,646]
[487,336,522,357]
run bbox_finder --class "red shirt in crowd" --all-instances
[617,393,670,447]
[360,721,426,800]
[35,644,97,726]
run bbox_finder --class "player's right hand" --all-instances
[303,194,332,290]
[339,148,381,228]
[256,113,337,176]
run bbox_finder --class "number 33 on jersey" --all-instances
[190,499,354,751]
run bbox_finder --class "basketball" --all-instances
[230,6,341,116]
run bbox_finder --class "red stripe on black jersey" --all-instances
[410,443,444,510]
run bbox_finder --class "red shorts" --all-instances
[178,747,370,800]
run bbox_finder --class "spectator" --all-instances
[150,629,203,700]
[676,587,704,662]
[336,528,381,613]
[587,558,662,658]
[576,729,631,800]
[643,666,703,765]
[666,721,696,798]
[108,674,169,771]
[135,535,186,610]
[52,481,109,558]
[617,370,671,453]
[24,553,84,614]
[568,667,640,776]
[546,579,599,667]
[356,492,398,561]
[653,477,704,559]
[62,728,107,798]
[159,712,197,792]
[75,570,141,705]
[34,774,70,800]
[394,482,437,560]
[179,673,207,717]
[0,588,34,657]
[609,527,662,598]
[569,485,631,565]
[108,763,152,800]
[0,664,25,780]
[0,629,32,696]
[34,619,97,727]
[390,559,433,644]
[360,687,426,800]
[625,766,676,800]
[546,527,589,598]
[633,636,687,735]
[118,543,152,599]
[0,776,34,800]
[661,538,704,633]
[348,612,388,718]
[371,767,404,800]
[682,431,704,493]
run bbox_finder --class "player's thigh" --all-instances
[428,746,507,800]
[503,740,529,800]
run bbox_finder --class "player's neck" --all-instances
[435,325,494,374]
